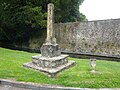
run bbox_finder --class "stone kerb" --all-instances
[0,79,120,90]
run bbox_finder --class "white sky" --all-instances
[79,0,120,21]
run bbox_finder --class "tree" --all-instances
[54,0,86,22]
[0,0,47,43]
[0,0,87,44]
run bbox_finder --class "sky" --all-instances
[79,0,120,21]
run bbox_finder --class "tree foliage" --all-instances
[0,0,87,44]
[54,0,86,22]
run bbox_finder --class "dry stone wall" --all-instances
[55,19,120,58]
[29,19,120,58]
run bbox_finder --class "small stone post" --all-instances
[90,58,96,73]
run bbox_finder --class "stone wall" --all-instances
[29,19,120,58]
[55,19,120,58]
[29,29,46,50]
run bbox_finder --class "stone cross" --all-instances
[46,3,56,44]
[23,3,75,78]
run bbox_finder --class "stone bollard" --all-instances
[90,58,96,73]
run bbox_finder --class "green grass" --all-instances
[0,47,120,88]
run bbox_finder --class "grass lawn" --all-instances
[0,47,120,88]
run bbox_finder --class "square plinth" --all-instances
[23,60,75,77]
[41,43,61,58]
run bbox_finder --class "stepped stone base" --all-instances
[23,54,75,77]
[32,54,69,68]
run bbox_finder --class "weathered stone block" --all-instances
[41,43,61,58]
[32,55,69,68]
